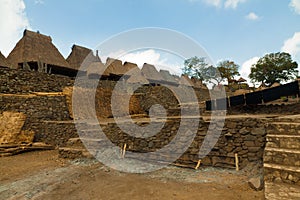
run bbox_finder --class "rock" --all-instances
[240,127,249,135]
[251,127,265,136]
[248,176,264,191]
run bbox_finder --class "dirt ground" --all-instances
[0,150,264,200]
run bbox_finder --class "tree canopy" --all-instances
[217,60,240,84]
[182,56,223,84]
[249,52,298,86]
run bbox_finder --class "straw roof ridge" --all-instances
[7,29,70,69]
[141,63,163,82]
[66,44,101,70]
[0,51,9,68]
[159,69,177,84]
[103,57,125,76]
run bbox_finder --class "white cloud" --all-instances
[201,0,246,9]
[202,0,222,8]
[282,32,300,72]
[282,32,300,56]
[224,0,246,9]
[240,57,259,86]
[290,0,300,14]
[0,0,30,56]
[246,12,259,20]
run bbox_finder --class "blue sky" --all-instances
[1,0,300,82]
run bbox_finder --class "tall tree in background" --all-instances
[249,52,298,86]
[217,60,240,84]
[182,56,223,84]
[182,56,209,81]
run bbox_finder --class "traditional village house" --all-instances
[6,30,77,77]
[66,44,101,75]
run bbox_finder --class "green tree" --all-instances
[217,60,240,84]
[249,52,298,86]
[182,56,223,84]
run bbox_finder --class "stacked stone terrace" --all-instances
[264,115,300,199]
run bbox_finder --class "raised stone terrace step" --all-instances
[266,135,300,149]
[267,122,300,135]
[264,163,300,173]
[275,115,300,123]
[58,147,93,159]
[264,163,300,185]
[265,181,300,200]
[264,147,300,167]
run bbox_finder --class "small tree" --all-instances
[182,56,223,84]
[249,52,298,86]
[217,60,240,84]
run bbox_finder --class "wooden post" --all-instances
[195,160,201,170]
[122,144,127,158]
[235,153,239,171]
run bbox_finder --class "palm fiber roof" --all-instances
[66,44,101,71]
[7,29,70,69]
[0,51,9,67]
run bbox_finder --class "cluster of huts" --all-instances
[0,29,207,89]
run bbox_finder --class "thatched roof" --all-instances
[103,57,126,77]
[123,61,139,72]
[159,70,178,86]
[66,44,101,71]
[86,61,105,79]
[179,75,194,86]
[233,89,250,96]
[0,51,9,67]
[141,63,163,83]
[237,77,247,83]
[126,65,149,84]
[7,30,70,69]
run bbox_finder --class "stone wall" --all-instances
[95,116,266,168]
[0,67,267,169]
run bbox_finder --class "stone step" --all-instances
[267,122,300,135]
[58,147,94,159]
[264,147,300,167]
[264,163,300,185]
[266,135,300,149]
[274,115,300,123]
[265,181,300,200]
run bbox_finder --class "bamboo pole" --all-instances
[235,153,239,171]
[195,160,201,170]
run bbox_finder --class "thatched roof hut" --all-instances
[237,77,247,83]
[103,57,124,77]
[141,63,163,84]
[0,51,9,68]
[66,44,101,71]
[7,30,74,76]
[159,70,178,86]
